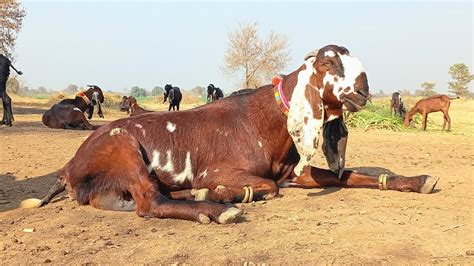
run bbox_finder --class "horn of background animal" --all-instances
[322,117,348,179]
[304,49,319,60]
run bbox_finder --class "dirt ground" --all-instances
[0,101,473,264]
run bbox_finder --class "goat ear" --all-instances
[287,80,324,176]
[322,117,348,179]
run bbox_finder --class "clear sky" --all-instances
[14,0,473,94]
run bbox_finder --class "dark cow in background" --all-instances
[404,94,458,131]
[22,45,438,224]
[229,88,254,96]
[207,84,224,103]
[164,84,182,111]
[0,54,23,126]
[42,85,104,130]
[391,92,406,116]
[120,96,152,117]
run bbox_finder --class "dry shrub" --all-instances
[103,92,123,109]
[47,92,68,105]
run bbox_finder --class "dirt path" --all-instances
[0,103,473,264]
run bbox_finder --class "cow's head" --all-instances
[86,85,105,105]
[287,45,369,176]
[163,84,172,103]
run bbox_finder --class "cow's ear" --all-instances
[322,117,348,179]
[287,57,325,176]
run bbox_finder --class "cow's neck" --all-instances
[249,65,305,173]
[73,96,90,111]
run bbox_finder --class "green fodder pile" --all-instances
[345,102,409,131]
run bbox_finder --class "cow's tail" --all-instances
[20,178,66,209]
[449,96,460,100]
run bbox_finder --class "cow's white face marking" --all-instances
[287,56,324,176]
[322,52,365,101]
[166,122,176,132]
[325,50,336,57]
[173,152,194,184]
[258,141,263,148]
[73,107,82,112]
[92,91,99,104]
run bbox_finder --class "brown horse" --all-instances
[42,85,104,130]
[22,45,437,224]
[404,94,458,131]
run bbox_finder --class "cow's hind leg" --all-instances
[81,131,241,223]
[284,166,439,194]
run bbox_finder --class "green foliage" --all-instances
[131,86,147,97]
[345,102,410,131]
[420,82,436,97]
[448,63,473,97]
[151,86,164,96]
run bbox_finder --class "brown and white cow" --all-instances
[22,45,438,224]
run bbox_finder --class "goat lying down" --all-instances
[119,96,152,117]
[22,45,438,224]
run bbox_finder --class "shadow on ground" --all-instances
[0,172,59,212]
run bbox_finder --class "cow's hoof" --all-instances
[192,188,209,201]
[198,213,211,224]
[218,207,242,224]
[420,175,439,194]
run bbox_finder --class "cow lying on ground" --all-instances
[404,94,458,131]
[120,96,152,117]
[42,85,104,130]
[0,54,23,126]
[22,45,438,224]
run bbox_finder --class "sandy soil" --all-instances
[0,102,473,264]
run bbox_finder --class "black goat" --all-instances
[164,84,182,111]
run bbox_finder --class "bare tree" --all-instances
[223,22,290,88]
[0,0,27,60]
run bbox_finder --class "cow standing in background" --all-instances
[0,54,23,126]
[164,84,182,111]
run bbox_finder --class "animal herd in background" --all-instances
[0,53,461,132]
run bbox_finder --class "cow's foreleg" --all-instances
[187,173,279,203]
[284,167,438,194]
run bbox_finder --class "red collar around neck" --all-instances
[272,76,290,116]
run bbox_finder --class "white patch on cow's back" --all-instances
[214,168,220,173]
[110,127,127,136]
[162,150,174,172]
[173,152,194,184]
[324,50,336,57]
[258,141,263,148]
[166,121,176,132]
[287,56,324,176]
[135,123,146,136]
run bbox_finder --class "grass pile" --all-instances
[345,102,410,131]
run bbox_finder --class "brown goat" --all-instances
[120,96,152,117]
[22,45,438,224]
[404,94,458,131]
